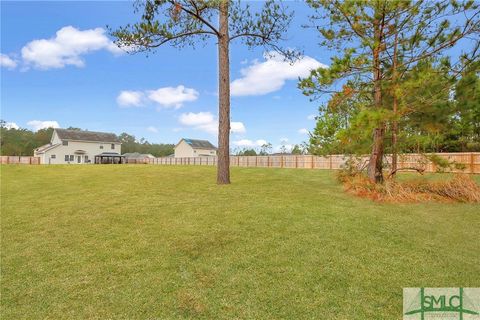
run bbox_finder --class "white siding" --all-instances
[51,130,62,144]
[174,140,195,158]
[174,140,217,158]
[192,148,216,157]
[36,140,121,164]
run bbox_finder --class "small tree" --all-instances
[291,144,304,155]
[259,142,273,155]
[300,0,479,183]
[111,0,294,184]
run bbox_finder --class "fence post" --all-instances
[255,156,258,167]
[329,155,332,169]
[471,153,475,174]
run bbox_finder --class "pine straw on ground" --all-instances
[341,174,480,203]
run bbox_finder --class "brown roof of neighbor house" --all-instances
[55,128,121,143]
[179,138,217,150]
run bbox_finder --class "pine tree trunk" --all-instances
[217,0,231,185]
[368,126,386,183]
[392,99,398,175]
[391,29,399,177]
[367,11,385,184]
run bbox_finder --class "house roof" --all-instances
[55,128,121,143]
[123,152,155,159]
[178,138,217,150]
[34,143,61,153]
[95,152,124,157]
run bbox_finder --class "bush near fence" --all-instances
[146,153,480,174]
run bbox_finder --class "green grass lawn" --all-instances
[1,165,479,319]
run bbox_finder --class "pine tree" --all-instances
[111,0,294,184]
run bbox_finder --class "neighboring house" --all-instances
[34,128,122,164]
[174,138,217,158]
[123,152,155,163]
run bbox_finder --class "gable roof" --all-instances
[177,138,217,150]
[55,128,121,143]
[34,143,61,154]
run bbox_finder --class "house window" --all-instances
[111,144,115,149]
[69,155,74,161]
[65,155,69,161]
[51,155,56,159]
[85,155,89,162]
[62,140,68,146]
[100,145,104,149]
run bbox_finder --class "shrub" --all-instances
[342,173,480,203]
[427,154,466,173]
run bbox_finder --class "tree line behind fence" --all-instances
[2,153,479,174]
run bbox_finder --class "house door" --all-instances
[77,156,81,163]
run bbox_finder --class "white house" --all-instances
[174,138,217,158]
[34,128,122,164]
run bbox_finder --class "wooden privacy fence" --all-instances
[0,156,40,165]
[146,152,480,174]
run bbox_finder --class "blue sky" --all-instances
[1,1,329,151]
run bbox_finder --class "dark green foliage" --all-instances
[118,132,174,157]
[291,144,304,155]
[235,148,257,156]
[0,124,53,156]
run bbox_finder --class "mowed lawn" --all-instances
[1,165,479,319]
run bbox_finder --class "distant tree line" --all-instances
[0,123,174,157]
[117,133,174,157]
[233,143,306,156]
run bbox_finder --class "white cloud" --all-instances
[146,126,158,133]
[3,122,19,129]
[307,114,316,120]
[0,54,17,69]
[298,128,309,135]
[148,85,199,109]
[179,111,246,135]
[230,122,246,134]
[231,52,327,96]
[179,111,217,134]
[117,90,145,107]
[21,26,122,70]
[27,120,60,131]
[179,112,214,126]
[233,139,267,147]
